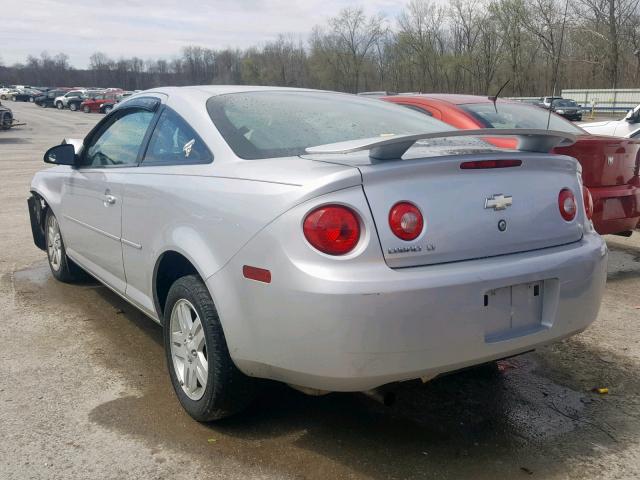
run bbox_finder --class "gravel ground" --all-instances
[1,101,639,480]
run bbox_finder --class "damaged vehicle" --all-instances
[28,87,607,422]
[0,101,21,130]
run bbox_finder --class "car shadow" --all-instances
[11,260,640,480]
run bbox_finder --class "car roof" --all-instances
[137,85,341,103]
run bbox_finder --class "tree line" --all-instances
[2,0,640,97]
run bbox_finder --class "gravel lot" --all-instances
[1,101,639,480]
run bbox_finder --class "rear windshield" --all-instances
[206,91,452,159]
[459,102,584,134]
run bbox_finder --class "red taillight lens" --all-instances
[389,202,424,240]
[303,205,360,255]
[582,186,594,220]
[558,188,577,221]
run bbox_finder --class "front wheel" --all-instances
[45,210,85,283]
[103,105,113,114]
[163,275,256,421]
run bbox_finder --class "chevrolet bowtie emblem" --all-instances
[485,194,513,211]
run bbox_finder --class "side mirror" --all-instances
[44,144,77,166]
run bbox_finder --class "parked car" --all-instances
[0,88,17,100]
[384,94,640,235]
[11,88,42,102]
[54,90,86,109]
[99,91,133,114]
[0,100,14,129]
[550,99,583,121]
[580,104,640,139]
[80,92,120,113]
[35,89,69,108]
[66,96,87,112]
[28,87,606,421]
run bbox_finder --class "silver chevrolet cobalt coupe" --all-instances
[28,86,607,421]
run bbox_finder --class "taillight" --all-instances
[389,202,424,240]
[303,205,360,255]
[558,188,577,221]
[582,186,594,220]
[460,159,522,169]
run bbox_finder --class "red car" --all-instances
[384,94,640,235]
[79,93,121,113]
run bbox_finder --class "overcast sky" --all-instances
[2,0,409,68]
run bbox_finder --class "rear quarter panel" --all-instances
[119,159,362,317]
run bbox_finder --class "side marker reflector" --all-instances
[243,265,271,283]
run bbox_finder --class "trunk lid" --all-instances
[553,134,640,187]
[313,148,585,268]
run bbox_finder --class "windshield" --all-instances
[459,102,584,134]
[206,91,452,159]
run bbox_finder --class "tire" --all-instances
[163,274,256,421]
[29,97,34,103]
[45,210,84,283]
[83,105,90,113]
[0,95,6,100]
[104,105,113,114]
[56,102,63,110]
[69,103,77,111]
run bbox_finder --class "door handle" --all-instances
[104,194,117,206]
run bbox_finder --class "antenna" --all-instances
[488,79,510,113]
[546,0,570,129]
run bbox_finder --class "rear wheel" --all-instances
[163,275,256,421]
[45,210,84,282]
[69,102,78,111]
[56,102,63,110]
[83,105,90,113]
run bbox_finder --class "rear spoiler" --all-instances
[306,129,576,161]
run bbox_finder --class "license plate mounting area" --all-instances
[483,280,546,343]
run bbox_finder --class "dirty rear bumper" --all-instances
[209,228,608,392]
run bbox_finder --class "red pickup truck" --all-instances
[384,94,640,236]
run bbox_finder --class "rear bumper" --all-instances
[209,229,608,392]
[590,183,640,234]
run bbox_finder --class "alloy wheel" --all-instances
[47,215,62,272]
[170,299,208,400]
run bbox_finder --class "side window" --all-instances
[143,108,212,165]
[82,109,155,167]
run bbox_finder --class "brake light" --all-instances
[389,202,424,240]
[558,189,577,221]
[460,159,522,169]
[582,186,594,220]
[303,205,360,255]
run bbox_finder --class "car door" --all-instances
[61,100,159,293]
[120,106,213,316]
